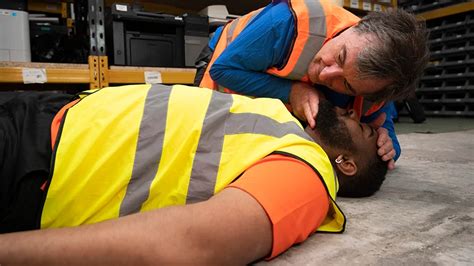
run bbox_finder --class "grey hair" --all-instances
[352,9,430,102]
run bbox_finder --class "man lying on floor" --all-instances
[0,84,387,264]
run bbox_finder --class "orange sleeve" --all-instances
[50,99,80,149]
[228,154,330,259]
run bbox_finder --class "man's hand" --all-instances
[369,113,396,170]
[289,82,321,128]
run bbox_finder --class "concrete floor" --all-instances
[259,117,474,265]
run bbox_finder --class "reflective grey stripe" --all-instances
[226,113,312,141]
[226,19,239,45]
[119,84,171,216]
[287,0,327,80]
[226,9,261,46]
[186,92,312,203]
[186,91,234,203]
[118,85,312,206]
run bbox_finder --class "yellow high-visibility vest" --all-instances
[41,84,345,233]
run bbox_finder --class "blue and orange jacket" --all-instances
[200,0,399,159]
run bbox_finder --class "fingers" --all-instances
[387,159,395,170]
[306,92,320,128]
[304,106,315,128]
[289,82,320,128]
[376,127,389,147]
[380,148,396,161]
[376,127,395,162]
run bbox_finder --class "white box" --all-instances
[0,9,31,62]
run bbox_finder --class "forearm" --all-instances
[0,188,272,265]
[0,208,190,265]
[208,3,295,102]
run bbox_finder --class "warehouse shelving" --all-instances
[0,59,196,89]
[400,0,472,15]
[108,66,195,85]
[0,61,90,84]
[0,0,197,89]
[343,0,397,15]
[404,2,474,117]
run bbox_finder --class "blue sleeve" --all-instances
[209,3,295,103]
[361,101,401,161]
[208,26,223,51]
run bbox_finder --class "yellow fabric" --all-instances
[42,84,150,227]
[41,84,344,233]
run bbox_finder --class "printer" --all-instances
[199,5,240,31]
[105,3,185,67]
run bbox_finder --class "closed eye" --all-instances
[344,79,356,95]
[339,45,356,95]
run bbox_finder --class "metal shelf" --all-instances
[0,62,90,84]
[413,5,474,117]
[108,66,195,85]
[416,2,474,20]
[0,60,196,88]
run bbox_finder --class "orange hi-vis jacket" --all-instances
[199,0,384,117]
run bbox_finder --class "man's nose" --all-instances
[319,64,343,82]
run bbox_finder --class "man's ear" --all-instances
[335,155,357,176]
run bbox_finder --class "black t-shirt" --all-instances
[0,91,74,233]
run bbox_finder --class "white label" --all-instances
[116,4,128,12]
[362,2,371,11]
[374,3,382,11]
[350,0,359,9]
[144,71,162,84]
[22,68,47,84]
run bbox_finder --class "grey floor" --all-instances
[260,116,474,265]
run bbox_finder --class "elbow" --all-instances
[208,64,222,84]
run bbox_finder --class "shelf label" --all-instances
[116,4,127,12]
[144,71,162,84]
[362,2,371,11]
[373,4,382,12]
[22,68,47,84]
[350,0,359,9]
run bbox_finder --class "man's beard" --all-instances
[315,99,355,151]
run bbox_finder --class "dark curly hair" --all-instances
[337,152,388,198]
